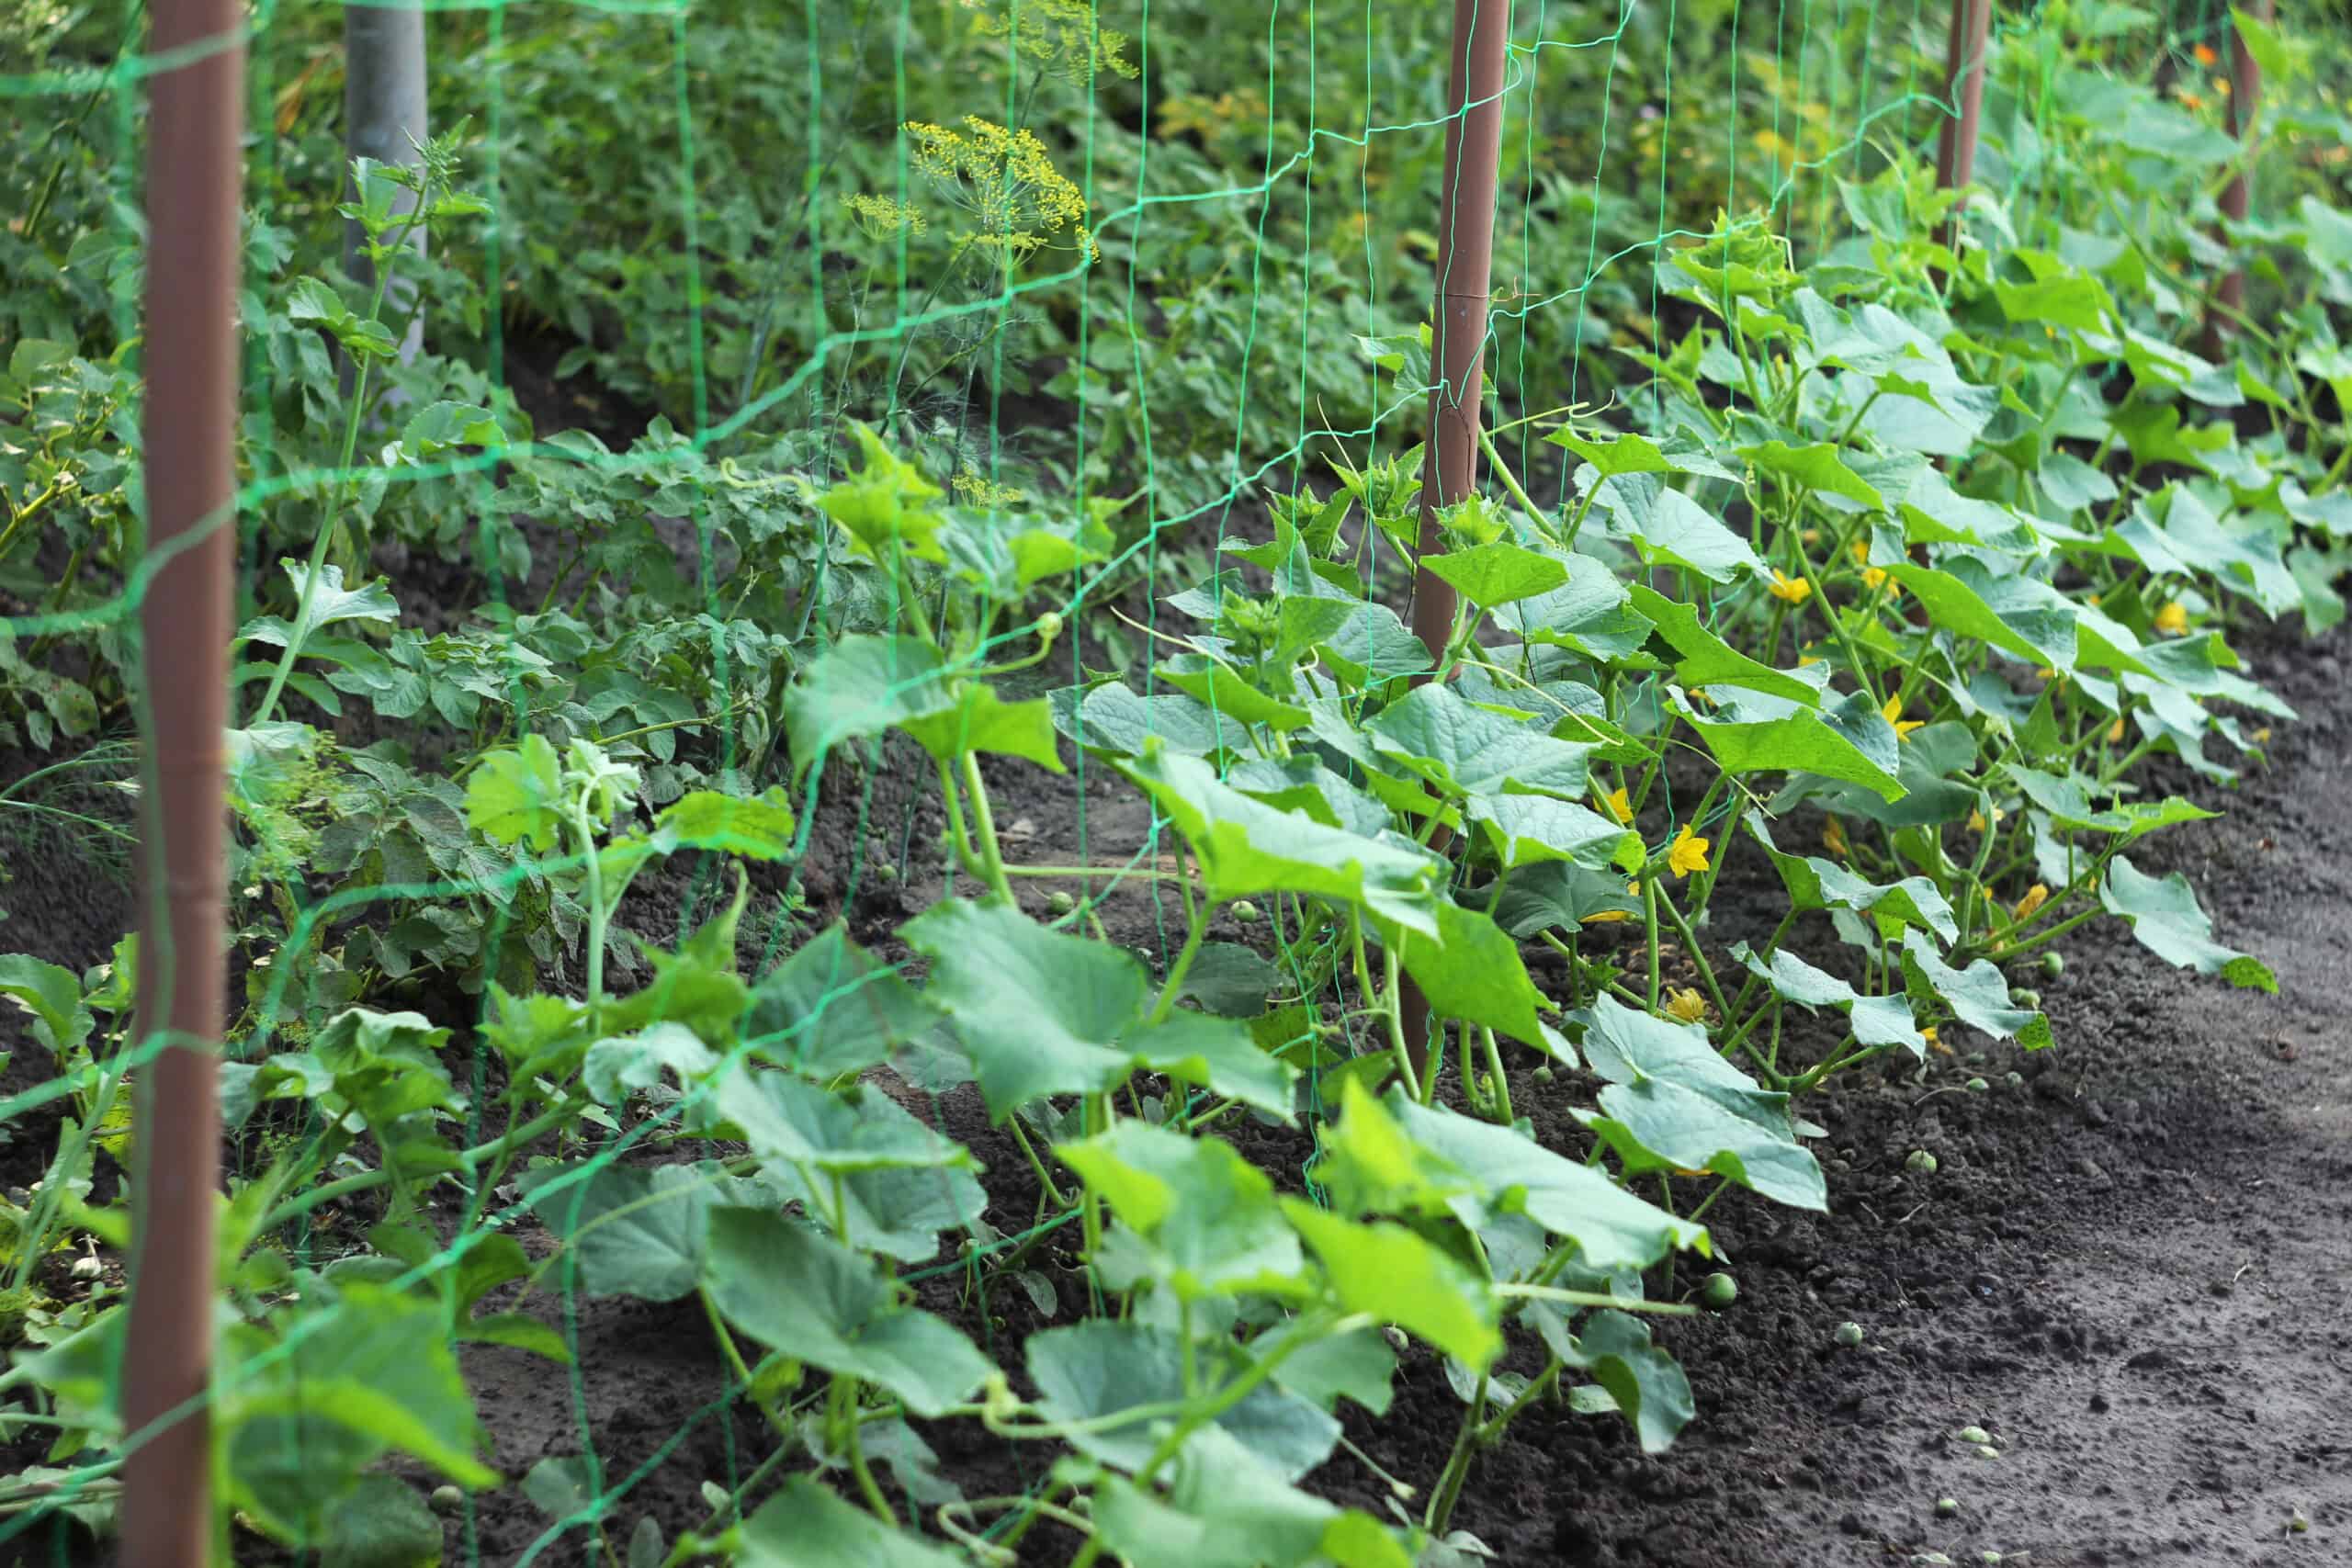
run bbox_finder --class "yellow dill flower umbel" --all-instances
[1768,569,1813,605]
[1663,987,1710,1024]
[1668,825,1711,879]
[903,116,1099,263]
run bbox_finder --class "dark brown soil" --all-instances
[5,602,2347,1567]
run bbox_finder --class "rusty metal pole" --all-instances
[120,0,242,1559]
[2211,0,2271,339]
[1403,0,1510,1076]
[1933,0,1990,254]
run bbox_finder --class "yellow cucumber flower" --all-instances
[1882,694,1924,740]
[1768,569,1813,605]
[2154,600,2189,636]
[2014,883,2051,921]
[1668,825,1711,879]
[1597,784,1634,825]
[1664,987,1710,1024]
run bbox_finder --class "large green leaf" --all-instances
[1283,1202,1501,1371]
[743,924,936,1078]
[1384,1092,1708,1269]
[779,635,951,773]
[900,898,1147,1112]
[1420,542,1569,605]
[1590,473,1764,583]
[1627,584,1827,705]
[1026,1320,1341,1479]
[0,953,90,1055]
[1091,1425,1412,1568]
[1365,683,1595,800]
[1062,1122,1305,1302]
[2099,855,2278,991]
[1119,746,1446,936]
[1727,942,1927,1055]
[1745,818,1958,943]
[1740,440,1884,511]
[1464,793,1640,871]
[898,683,1066,771]
[1884,558,2079,672]
[1897,929,2054,1048]
[1675,688,1905,801]
[725,1476,965,1568]
[1523,1303,1694,1453]
[2005,764,2219,841]
[1373,897,1557,1053]
[1569,995,1826,1211]
[704,1209,991,1416]
[521,1161,734,1302]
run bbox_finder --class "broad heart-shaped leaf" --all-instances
[743,923,936,1078]
[712,1070,985,1261]
[1884,558,2080,673]
[1465,793,1640,872]
[1547,426,1679,477]
[1727,942,1927,1055]
[1739,440,1884,511]
[1155,656,1313,731]
[780,634,951,774]
[1675,687,1905,802]
[1283,1201,1502,1371]
[727,1476,965,1568]
[1522,1303,1694,1454]
[1372,897,1556,1054]
[238,558,400,650]
[1492,558,1655,664]
[1590,472,1764,583]
[901,897,1142,1111]
[465,732,565,851]
[1897,929,2054,1048]
[705,1208,991,1416]
[1091,1423,1413,1568]
[1317,600,1438,688]
[2005,763,2220,842]
[582,1021,718,1108]
[1421,542,1569,605]
[218,1282,495,1545]
[901,898,1299,1119]
[0,953,90,1055]
[1491,861,1645,937]
[1569,994,1827,1211]
[647,788,798,860]
[1026,1319,1341,1480]
[1171,941,1284,1017]
[520,1160,745,1301]
[1310,1075,1485,1222]
[1627,584,1827,705]
[1052,680,1253,759]
[1383,1092,1708,1270]
[1365,682,1595,800]
[1061,1122,1305,1302]
[1119,745,1447,936]
[2100,855,2278,992]
[898,683,1066,772]
[1745,817,1958,943]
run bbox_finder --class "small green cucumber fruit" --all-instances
[1835,1321,1865,1348]
[1700,1271,1738,1310]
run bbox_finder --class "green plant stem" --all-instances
[1642,875,1663,1010]
[1651,884,1732,1025]
[959,751,1016,902]
[257,1096,581,1233]
[1423,1373,1488,1535]
[832,1373,898,1525]
[1477,1027,1513,1125]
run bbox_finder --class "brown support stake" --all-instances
[1933,0,1990,257]
[121,0,242,1562]
[2210,0,2272,348]
[1401,0,1510,1078]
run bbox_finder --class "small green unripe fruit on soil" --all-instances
[1835,1321,1865,1348]
[1905,1149,1939,1175]
[2004,1071,2026,1090]
[1936,1496,1959,1517]
[1231,899,1261,922]
[1975,1444,2000,1459]
[1957,1426,1991,1445]
[2040,952,2064,978]
[1532,1065,1555,1084]
[2011,987,2042,1009]
[1047,890,1077,917]
[1966,1077,1989,1093]
[431,1485,464,1516]
[1700,1271,1737,1309]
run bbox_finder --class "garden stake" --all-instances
[120,0,242,1560]
[2210,0,2273,351]
[1402,0,1510,1077]
[1933,0,1990,255]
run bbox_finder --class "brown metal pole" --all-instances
[2211,0,2271,338]
[121,0,242,1559]
[1934,0,1990,254]
[1403,0,1510,1075]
